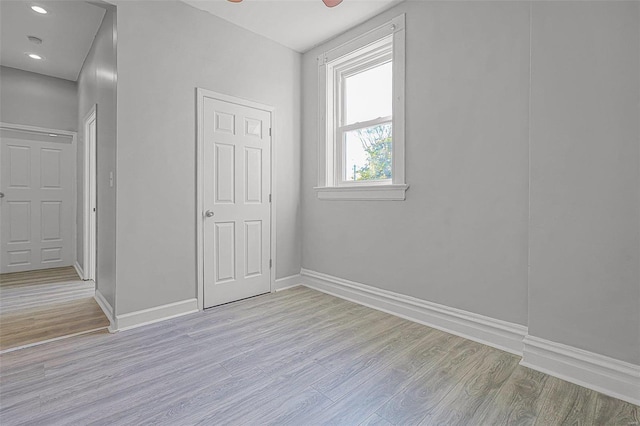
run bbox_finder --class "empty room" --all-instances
[0,0,638,424]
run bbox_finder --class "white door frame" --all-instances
[0,122,78,272]
[83,106,97,281]
[196,88,276,311]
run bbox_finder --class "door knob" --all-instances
[205,210,214,218]
[0,192,4,198]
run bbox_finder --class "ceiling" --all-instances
[0,0,401,81]
[0,1,106,81]
[183,0,403,53]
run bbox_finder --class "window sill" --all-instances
[314,184,409,201]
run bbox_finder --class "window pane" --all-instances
[344,123,392,182]
[344,61,392,125]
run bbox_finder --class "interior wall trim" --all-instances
[300,268,528,356]
[74,261,85,281]
[273,274,303,292]
[113,299,198,332]
[521,335,640,406]
[300,268,640,405]
[94,289,115,332]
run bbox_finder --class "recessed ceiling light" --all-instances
[49,134,58,137]
[31,5,47,14]
[27,36,43,45]
[27,53,42,60]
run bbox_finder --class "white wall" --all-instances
[77,7,117,308]
[114,1,301,315]
[301,0,639,365]
[0,66,77,131]
[303,1,531,326]
[528,1,640,365]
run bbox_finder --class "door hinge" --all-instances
[269,128,272,137]
[269,259,272,268]
[269,194,272,203]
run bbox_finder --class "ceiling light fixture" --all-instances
[226,0,343,7]
[31,5,47,14]
[27,36,43,45]
[27,53,42,60]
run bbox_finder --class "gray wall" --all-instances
[114,1,301,315]
[0,66,77,131]
[77,7,118,308]
[528,1,640,365]
[302,1,531,326]
[301,1,639,364]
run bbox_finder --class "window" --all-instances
[316,14,407,200]
[342,54,392,183]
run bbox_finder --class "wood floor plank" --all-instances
[0,287,636,426]
[361,413,395,426]
[132,367,271,425]
[259,310,406,378]
[315,320,428,374]
[312,325,443,402]
[307,335,479,425]
[374,339,489,425]
[28,353,233,425]
[0,298,109,352]
[472,365,550,425]
[0,266,80,288]
[533,376,598,425]
[3,288,318,375]
[260,387,335,426]
[592,392,640,426]
[0,265,92,316]
[193,361,332,425]
[0,334,193,413]
[219,301,375,376]
[419,349,521,425]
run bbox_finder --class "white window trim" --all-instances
[315,14,407,201]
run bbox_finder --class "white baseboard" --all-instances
[114,299,198,332]
[94,289,115,332]
[300,269,640,404]
[521,335,640,406]
[300,269,527,356]
[74,261,85,280]
[273,274,303,292]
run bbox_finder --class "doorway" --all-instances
[0,124,77,273]
[0,0,114,351]
[197,89,275,309]
[82,106,97,282]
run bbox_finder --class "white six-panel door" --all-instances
[0,129,76,273]
[203,96,271,308]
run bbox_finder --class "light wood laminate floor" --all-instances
[0,298,109,352]
[0,267,93,314]
[0,287,637,425]
[0,267,80,288]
